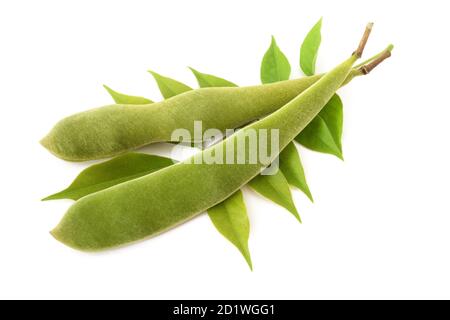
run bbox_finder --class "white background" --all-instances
[1,0,449,300]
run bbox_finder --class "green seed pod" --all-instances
[51,51,359,251]
[41,76,321,161]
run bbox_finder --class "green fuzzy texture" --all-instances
[51,54,357,251]
[41,75,321,161]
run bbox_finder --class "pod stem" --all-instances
[341,45,392,86]
[355,44,394,68]
[359,48,392,75]
[354,22,374,58]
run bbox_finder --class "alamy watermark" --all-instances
[170,121,280,175]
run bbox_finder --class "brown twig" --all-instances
[359,49,392,75]
[354,23,374,58]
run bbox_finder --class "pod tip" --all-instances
[50,227,78,251]
[49,229,60,242]
[40,135,50,150]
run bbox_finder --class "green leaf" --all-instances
[148,70,193,99]
[279,142,313,202]
[248,170,301,222]
[42,153,174,201]
[189,67,238,88]
[103,85,153,105]
[260,36,291,84]
[295,94,344,159]
[300,18,322,76]
[208,191,252,270]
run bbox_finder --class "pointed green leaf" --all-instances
[148,70,193,99]
[189,67,238,88]
[300,18,322,76]
[248,170,301,222]
[103,85,153,105]
[279,142,313,202]
[260,36,291,84]
[42,153,174,201]
[295,94,343,159]
[208,191,253,270]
